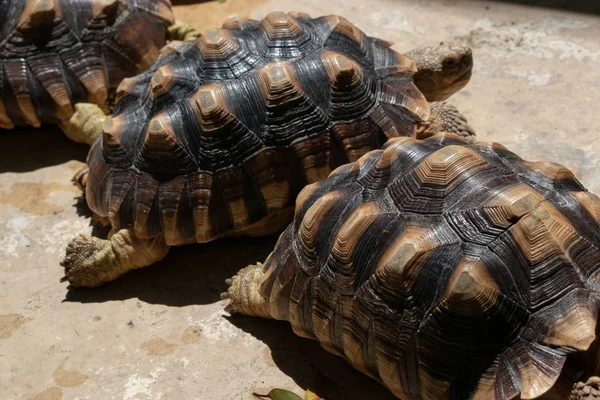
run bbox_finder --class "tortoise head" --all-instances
[406,42,473,102]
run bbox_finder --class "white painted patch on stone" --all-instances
[179,357,190,368]
[123,374,154,400]
[40,218,91,254]
[507,70,553,86]
[188,309,256,345]
[1,212,33,256]
[460,17,598,61]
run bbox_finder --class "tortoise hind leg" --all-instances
[417,101,476,142]
[61,229,169,288]
[58,103,108,145]
[222,263,271,318]
[569,377,600,399]
[167,21,201,42]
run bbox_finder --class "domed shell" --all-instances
[0,0,174,128]
[85,12,430,245]
[254,133,600,400]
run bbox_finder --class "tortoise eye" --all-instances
[443,57,459,68]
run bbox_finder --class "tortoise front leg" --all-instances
[569,377,600,399]
[417,101,476,142]
[221,263,271,318]
[61,229,169,288]
[58,103,108,145]
[167,21,201,42]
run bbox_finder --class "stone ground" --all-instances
[1,0,599,399]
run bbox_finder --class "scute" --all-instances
[87,12,429,244]
[250,133,600,400]
[0,0,174,128]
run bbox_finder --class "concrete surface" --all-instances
[1,1,599,399]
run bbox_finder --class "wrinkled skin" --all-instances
[406,42,473,102]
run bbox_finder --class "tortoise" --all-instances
[223,132,600,400]
[0,0,198,144]
[60,12,474,288]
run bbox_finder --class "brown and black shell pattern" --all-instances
[0,0,174,128]
[253,133,600,400]
[84,12,430,245]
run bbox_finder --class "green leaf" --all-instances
[253,389,304,400]
[305,389,325,400]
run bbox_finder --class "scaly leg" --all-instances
[570,377,600,400]
[168,21,201,42]
[417,101,476,142]
[61,229,169,288]
[58,103,108,145]
[221,263,271,318]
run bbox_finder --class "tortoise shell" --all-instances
[84,12,430,245]
[0,0,174,128]
[247,133,600,399]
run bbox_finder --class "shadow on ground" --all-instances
[227,315,397,400]
[63,234,279,306]
[0,126,88,173]
[476,0,600,15]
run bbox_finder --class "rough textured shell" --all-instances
[85,12,430,245]
[256,133,600,400]
[0,0,174,128]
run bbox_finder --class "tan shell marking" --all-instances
[261,12,304,39]
[571,191,600,224]
[133,173,160,238]
[188,172,214,242]
[17,0,59,31]
[324,15,363,44]
[159,175,187,246]
[102,115,126,148]
[115,76,137,103]
[0,98,14,129]
[331,121,375,163]
[523,161,579,184]
[228,197,250,231]
[4,60,41,127]
[107,170,135,227]
[294,183,319,216]
[192,84,235,134]
[321,51,362,90]
[376,137,420,170]
[375,225,442,279]
[156,40,185,62]
[150,65,176,99]
[330,201,383,270]
[197,28,239,59]
[482,183,544,226]
[413,145,488,187]
[511,202,581,265]
[442,256,501,314]
[258,62,303,105]
[91,0,118,18]
[27,56,73,119]
[221,17,253,30]
[291,134,331,184]
[299,190,346,258]
[288,12,311,18]
[80,66,108,105]
[244,148,291,213]
[545,306,596,350]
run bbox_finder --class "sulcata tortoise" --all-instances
[61,12,474,288]
[223,133,600,400]
[0,0,198,144]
